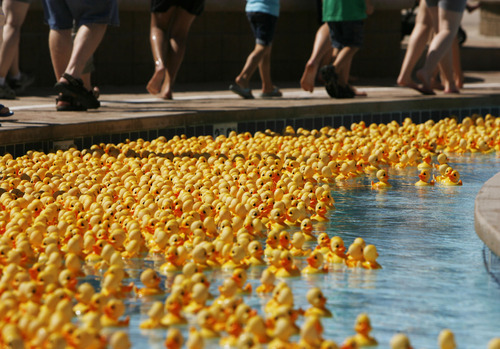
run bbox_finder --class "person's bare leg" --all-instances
[0,0,29,79]
[397,1,432,89]
[158,7,196,99]
[301,23,332,92]
[416,6,463,93]
[451,36,463,89]
[59,23,107,83]
[258,45,273,93]
[333,46,358,87]
[49,29,73,81]
[147,10,173,96]
[234,43,266,89]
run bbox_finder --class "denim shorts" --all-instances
[327,20,364,49]
[42,0,119,30]
[151,0,205,16]
[425,0,466,13]
[247,12,278,46]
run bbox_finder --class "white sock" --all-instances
[11,72,21,81]
[0,77,5,86]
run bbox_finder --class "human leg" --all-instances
[147,10,171,96]
[397,1,433,89]
[417,5,464,93]
[258,44,274,93]
[159,7,196,99]
[235,43,267,89]
[48,28,73,81]
[333,46,359,87]
[301,23,333,92]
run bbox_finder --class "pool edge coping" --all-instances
[475,171,500,257]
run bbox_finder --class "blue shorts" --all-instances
[42,0,119,30]
[425,0,466,13]
[327,20,364,49]
[151,0,205,16]
[247,12,278,46]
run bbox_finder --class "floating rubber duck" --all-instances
[488,338,500,349]
[417,153,432,170]
[442,170,462,186]
[311,202,329,221]
[197,308,220,339]
[275,250,301,278]
[290,232,311,257]
[346,242,364,268]
[298,315,325,349]
[300,218,316,241]
[236,332,262,349]
[371,169,392,189]
[220,314,244,347]
[109,331,132,349]
[161,293,187,326]
[277,230,291,251]
[268,317,295,349]
[165,328,184,349]
[231,268,253,294]
[222,245,249,270]
[438,329,456,349]
[73,282,95,316]
[304,287,332,318]
[184,282,209,314]
[327,236,347,264]
[256,268,276,294]
[244,315,271,344]
[135,268,163,297]
[139,301,166,329]
[100,298,130,327]
[214,277,240,307]
[362,244,382,270]
[186,328,205,349]
[246,240,266,266]
[191,245,211,271]
[160,245,183,274]
[351,313,377,347]
[315,233,331,255]
[390,333,412,349]
[434,165,452,183]
[415,169,435,186]
[264,230,280,258]
[302,250,328,275]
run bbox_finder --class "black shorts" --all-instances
[327,20,364,49]
[151,0,205,16]
[247,12,278,46]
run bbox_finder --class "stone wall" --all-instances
[20,0,409,87]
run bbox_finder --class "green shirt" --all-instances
[322,0,367,22]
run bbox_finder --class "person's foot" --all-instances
[415,69,435,95]
[0,83,16,99]
[349,85,367,97]
[300,63,318,92]
[147,67,165,95]
[8,73,35,94]
[397,76,419,90]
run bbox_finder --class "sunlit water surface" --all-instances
[90,153,500,349]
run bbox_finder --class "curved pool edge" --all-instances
[475,171,500,258]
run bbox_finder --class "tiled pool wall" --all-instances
[484,246,500,284]
[1,105,499,159]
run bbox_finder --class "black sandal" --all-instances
[320,65,339,98]
[54,73,100,109]
[56,94,88,112]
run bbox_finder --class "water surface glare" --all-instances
[123,154,500,349]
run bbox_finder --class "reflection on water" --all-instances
[96,154,500,348]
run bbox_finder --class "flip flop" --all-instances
[259,86,282,98]
[0,104,13,117]
[319,65,339,98]
[229,83,254,99]
[55,73,101,109]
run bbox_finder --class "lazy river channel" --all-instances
[93,153,500,349]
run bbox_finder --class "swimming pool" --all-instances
[118,153,500,348]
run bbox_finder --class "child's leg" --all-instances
[258,45,273,93]
[301,23,332,92]
[235,43,266,89]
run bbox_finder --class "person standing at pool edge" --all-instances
[320,0,373,98]
[229,0,282,99]
[147,0,205,100]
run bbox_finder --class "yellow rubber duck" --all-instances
[139,301,166,329]
[299,315,325,349]
[488,338,500,349]
[246,240,266,266]
[371,169,392,189]
[268,317,295,349]
[256,268,276,294]
[165,328,184,349]
[346,243,364,268]
[186,328,205,349]
[304,287,332,318]
[315,233,331,255]
[264,230,280,258]
[275,251,301,278]
[327,236,347,264]
[231,268,253,294]
[290,232,311,257]
[197,308,220,339]
[161,293,187,326]
[442,170,462,186]
[362,244,382,269]
[434,165,452,183]
[135,268,163,297]
[109,331,132,349]
[438,329,456,349]
[390,333,412,349]
[302,250,328,275]
[222,245,249,270]
[415,169,435,186]
[184,282,209,314]
[351,313,377,347]
[220,314,244,347]
[100,298,130,327]
[311,202,329,222]
[73,282,95,316]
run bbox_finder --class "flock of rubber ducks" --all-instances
[0,115,499,348]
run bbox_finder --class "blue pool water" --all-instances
[117,153,500,349]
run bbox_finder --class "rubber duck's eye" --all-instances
[32,289,37,294]
[66,276,71,280]
[111,305,116,310]
[314,256,318,260]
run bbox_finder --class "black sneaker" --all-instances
[337,85,355,99]
[319,65,339,98]
[8,73,35,94]
[0,83,15,99]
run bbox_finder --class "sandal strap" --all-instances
[62,73,84,87]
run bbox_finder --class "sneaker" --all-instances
[0,83,15,100]
[8,73,35,94]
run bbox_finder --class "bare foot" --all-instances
[147,68,165,95]
[397,76,419,90]
[350,85,367,97]
[444,88,460,94]
[300,63,318,92]
[415,69,435,95]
